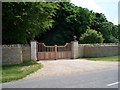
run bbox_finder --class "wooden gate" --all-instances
[37,43,72,60]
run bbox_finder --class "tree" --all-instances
[110,25,118,43]
[118,24,120,42]
[2,2,57,44]
[3,2,117,44]
[99,22,118,43]
[90,13,108,32]
[90,12,118,43]
[36,2,94,45]
[79,29,104,44]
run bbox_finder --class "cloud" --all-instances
[112,18,118,25]
[70,0,105,13]
[70,0,118,25]
[95,0,119,3]
[119,18,120,24]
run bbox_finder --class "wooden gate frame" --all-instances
[30,40,79,60]
[37,43,72,60]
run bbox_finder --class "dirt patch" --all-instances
[23,59,118,80]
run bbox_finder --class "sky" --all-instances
[70,0,119,25]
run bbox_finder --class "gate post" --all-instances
[71,36,79,59]
[31,40,37,60]
[55,45,57,60]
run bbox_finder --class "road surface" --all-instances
[2,68,119,88]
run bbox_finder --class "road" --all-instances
[2,68,119,88]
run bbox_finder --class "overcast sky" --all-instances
[70,0,119,25]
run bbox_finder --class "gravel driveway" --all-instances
[23,59,118,80]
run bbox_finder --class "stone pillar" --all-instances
[71,41,79,59]
[31,41,37,60]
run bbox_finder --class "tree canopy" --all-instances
[2,2,57,44]
[36,2,94,45]
[2,2,119,45]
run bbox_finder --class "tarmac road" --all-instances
[2,67,119,88]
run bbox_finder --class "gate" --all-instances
[37,43,72,60]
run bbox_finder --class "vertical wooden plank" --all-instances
[37,44,39,52]
[55,45,57,60]
[41,44,43,52]
[66,46,67,58]
[37,42,72,60]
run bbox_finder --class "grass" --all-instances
[81,56,119,61]
[1,60,43,83]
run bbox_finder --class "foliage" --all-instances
[90,13,118,43]
[2,61,43,83]
[37,2,118,45]
[118,24,120,42]
[98,22,118,43]
[2,2,57,44]
[90,13,108,32]
[36,2,94,45]
[2,2,118,44]
[109,36,118,43]
[79,29,104,44]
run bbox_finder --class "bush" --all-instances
[79,29,104,44]
[109,36,119,43]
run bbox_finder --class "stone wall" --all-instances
[78,44,84,58]
[22,45,31,62]
[2,43,119,65]
[2,44,31,65]
[78,44,118,58]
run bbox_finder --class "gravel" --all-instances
[22,59,118,80]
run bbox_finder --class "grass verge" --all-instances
[1,60,43,83]
[81,56,119,61]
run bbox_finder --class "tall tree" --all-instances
[90,12,118,43]
[37,2,94,45]
[118,24,120,42]
[2,2,57,44]
[90,13,108,32]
